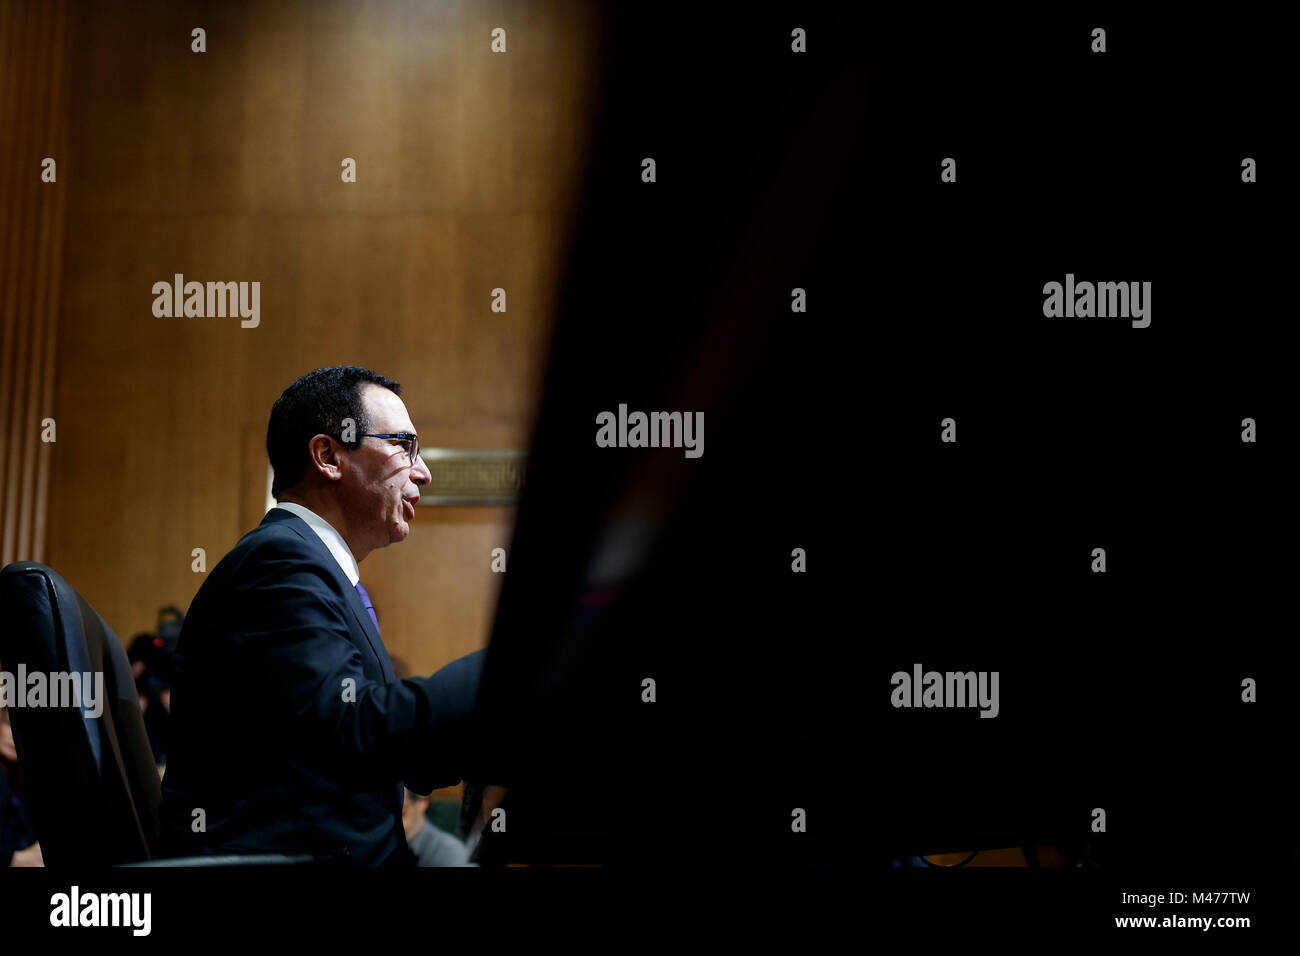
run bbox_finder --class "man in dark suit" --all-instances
[160,366,485,866]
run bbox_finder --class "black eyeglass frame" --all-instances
[331,432,420,466]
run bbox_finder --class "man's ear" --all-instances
[305,433,345,481]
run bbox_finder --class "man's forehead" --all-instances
[361,384,415,431]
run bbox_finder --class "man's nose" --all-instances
[411,453,431,485]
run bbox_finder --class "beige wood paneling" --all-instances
[37,0,600,678]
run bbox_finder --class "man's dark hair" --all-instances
[266,366,402,498]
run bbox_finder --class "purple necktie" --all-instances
[354,580,381,637]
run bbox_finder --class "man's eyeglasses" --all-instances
[334,432,420,466]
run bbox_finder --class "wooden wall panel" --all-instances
[35,0,601,677]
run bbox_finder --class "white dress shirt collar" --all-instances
[274,501,360,586]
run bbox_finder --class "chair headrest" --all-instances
[0,561,108,771]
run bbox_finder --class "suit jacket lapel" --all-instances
[262,509,395,684]
[345,590,396,685]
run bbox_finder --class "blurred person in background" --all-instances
[128,607,182,767]
[402,787,473,867]
[0,706,42,867]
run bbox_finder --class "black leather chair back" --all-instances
[0,562,160,864]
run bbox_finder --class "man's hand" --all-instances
[9,841,43,867]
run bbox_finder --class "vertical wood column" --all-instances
[0,0,68,566]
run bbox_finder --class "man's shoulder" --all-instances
[176,511,353,655]
[207,511,336,587]
[232,510,318,557]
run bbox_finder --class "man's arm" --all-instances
[229,537,484,792]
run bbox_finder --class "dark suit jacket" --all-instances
[159,508,485,865]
